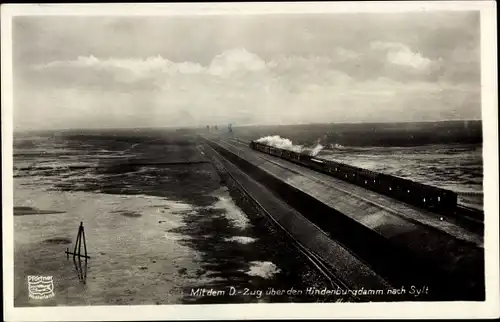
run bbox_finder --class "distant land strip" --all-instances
[16,160,211,171]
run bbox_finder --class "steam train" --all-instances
[249,140,458,214]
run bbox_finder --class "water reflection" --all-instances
[72,258,87,284]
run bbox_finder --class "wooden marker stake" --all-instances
[82,224,88,258]
[65,222,91,260]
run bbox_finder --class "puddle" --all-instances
[224,236,256,244]
[210,196,250,230]
[244,261,281,279]
[111,210,142,218]
[14,206,65,216]
[43,237,72,245]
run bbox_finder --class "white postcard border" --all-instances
[2,2,498,320]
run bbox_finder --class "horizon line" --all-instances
[12,118,482,134]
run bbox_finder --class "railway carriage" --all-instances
[249,140,458,214]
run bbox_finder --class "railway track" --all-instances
[201,140,375,302]
[202,136,485,301]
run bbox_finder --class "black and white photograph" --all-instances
[2,2,498,320]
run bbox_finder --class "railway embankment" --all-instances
[202,136,485,302]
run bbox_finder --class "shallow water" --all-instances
[14,180,199,306]
[13,130,333,306]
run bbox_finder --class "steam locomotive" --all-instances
[249,140,458,214]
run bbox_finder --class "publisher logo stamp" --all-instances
[28,276,55,300]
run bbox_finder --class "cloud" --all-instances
[29,44,441,91]
[36,48,271,77]
[35,54,205,77]
[370,41,434,71]
[208,48,268,76]
[15,47,480,130]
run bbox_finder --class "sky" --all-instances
[12,11,481,130]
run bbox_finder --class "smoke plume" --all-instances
[255,135,304,153]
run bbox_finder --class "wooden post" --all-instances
[73,224,81,259]
[66,222,91,259]
[78,222,83,257]
[82,224,88,258]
